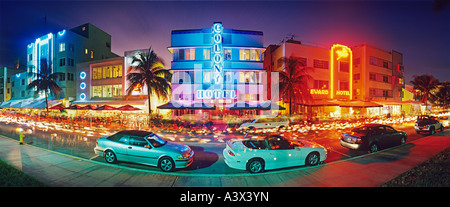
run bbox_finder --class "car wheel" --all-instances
[369,143,378,153]
[430,127,435,135]
[305,152,320,166]
[400,137,406,145]
[104,150,117,164]
[159,157,175,172]
[247,158,264,173]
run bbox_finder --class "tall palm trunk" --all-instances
[45,91,49,112]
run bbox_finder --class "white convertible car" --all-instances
[223,134,327,173]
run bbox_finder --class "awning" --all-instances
[337,100,383,108]
[73,99,147,106]
[301,100,339,107]
[257,101,286,110]
[157,101,187,109]
[0,101,12,107]
[227,101,259,110]
[186,102,216,110]
[373,100,403,105]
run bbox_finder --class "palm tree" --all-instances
[126,47,172,117]
[434,81,450,110]
[410,74,439,112]
[26,58,64,112]
[279,55,314,116]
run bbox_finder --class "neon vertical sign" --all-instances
[330,44,353,99]
[212,22,224,85]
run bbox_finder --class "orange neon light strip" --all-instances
[330,44,353,100]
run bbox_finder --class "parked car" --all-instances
[238,116,290,132]
[223,134,327,173]
[94,130,194,172]
[439,115,450,128]
[340,124,407,153]
[415,116,444,135]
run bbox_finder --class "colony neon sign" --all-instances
[212,22,224,84]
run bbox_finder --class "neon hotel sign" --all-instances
[196,22,237,99]
[309,44,352,98]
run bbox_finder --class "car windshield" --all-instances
[146,134,167,148]
[351,126,371,134]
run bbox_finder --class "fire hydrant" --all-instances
[19,131,25,145]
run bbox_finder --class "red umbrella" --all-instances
[94,105,117,110]
[117,105,141,111]
[80,105,97,110]
[67,105,83,110]
[49,104,66,110]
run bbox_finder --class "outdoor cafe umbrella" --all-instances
[67,104,83,110]
[80,105,97,110]
[117,105,141,111]
[94,105,117,110]
[49,104,67,110]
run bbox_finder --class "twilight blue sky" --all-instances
[0,0,449,83]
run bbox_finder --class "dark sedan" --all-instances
[340,124,407,153]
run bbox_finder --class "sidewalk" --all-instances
[0,133,449,187]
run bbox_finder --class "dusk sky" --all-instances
[0,0,449,83]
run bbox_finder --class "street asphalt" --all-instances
[0,130,449,187]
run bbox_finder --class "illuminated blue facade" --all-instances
[17,23,118,102]
[166,22,266,114]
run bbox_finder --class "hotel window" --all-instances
[239,71,257,83]
[313,59,329,69]
[102,66,113,79]
[59,43,65,52]
[91,51,94,59]
[239,49,250,61]
[67,73,74,81]
[369,73,376,81]
[353,73,360,80]
[85,49,88,54]
[103,85,112,97]
[93,67,101,80]
[313,80,329,89]
[185,48,195,60]
[203,49,210,60]
[224,71,233,83]
[224,49,231,60]
[203,71,211,83]
[113,85,122,97]
[59,58,66,66]
[92,86,102,97]
[59,73,65,81]
[112,65,122,78]
[339,62,349,72]
[339,81,349,91]
[250,50,257,61]
[369,56,392,69]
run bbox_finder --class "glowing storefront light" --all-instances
[80,93,86,100]
[80,82,86,90]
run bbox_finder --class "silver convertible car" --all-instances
[94,130,194,172]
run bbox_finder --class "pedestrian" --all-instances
[19,131,25,145]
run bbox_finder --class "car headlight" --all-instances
[177,155,185,159]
